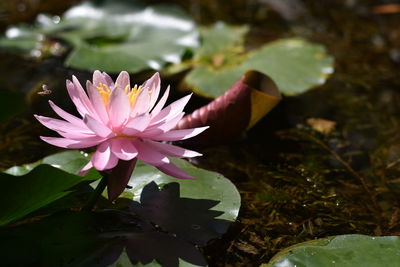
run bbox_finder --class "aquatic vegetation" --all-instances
[0,0,199,73]
[265,235,400,266]
[0,0,400,266]
[35,71,207,200]
[171,23,334,97]
[0,150,240,266]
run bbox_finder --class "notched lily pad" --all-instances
[265,234,400,267]
[181,23,334,97]
[0,164,98,226]
[130,181,231,246]
[4,150,97,176]
[0,180,235,267]
[125,158,241,222]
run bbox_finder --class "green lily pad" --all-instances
[0,164,99,226]
[264,234,400,267]
[0,208,208,267]
[125,158,241,222]
[0,0,199,73]
[194,22,248,60]
[4,150,95,176]
[183,23,334,97]
[0,26,39,54]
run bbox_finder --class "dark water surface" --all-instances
[1,0,400,266]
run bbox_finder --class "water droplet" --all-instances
[80,151,89,157]
[52,15,61,24]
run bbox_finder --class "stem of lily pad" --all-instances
[82,176,107,211]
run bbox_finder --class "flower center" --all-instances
[96,83,111,107]
[96,83,142,108]
[125,84,142,106]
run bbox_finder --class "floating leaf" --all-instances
[130,182,231,246]
[176,70,281,146]
[265,234,400,267]
[0,211,131,267]
[0,26,41,54]
[182,23,333,97]
[0,180,234,267]
[4,150,96,176]
[242,38,334,95]
[125,158,241,222]
[123,231,207,267]
[194,22,248,60]
[0,0,199,73]
[0,164,98,226]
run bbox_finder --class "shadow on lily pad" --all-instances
[0,181,231,267]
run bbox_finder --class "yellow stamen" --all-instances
[128,84,142,106]
[96,83,111,107]
[95,83,144,108]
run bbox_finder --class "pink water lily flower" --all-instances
[35,71,207,199]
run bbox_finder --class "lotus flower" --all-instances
[35,71,207,199]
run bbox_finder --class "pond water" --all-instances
[0,0,399,266]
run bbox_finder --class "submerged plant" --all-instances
[35,71,208,200]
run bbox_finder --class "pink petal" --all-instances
[86,81,109,125]
[83,114,113,138]
[150,94,191,125]
[93,70,108,88]
[48,100,86,127]
[66,79,88,117]
[137,112,184,137]
[78,161,93,176]
[145,140,202,158]
[102,71,114,87]
[91,142,119,170]
[122,114,151,135]
[150,86,169,116]
[115,71,130,90]
[153,112,185,132]
[56,130,96,140]
[130,87,151,116]
[157,162,194,179]
[40,136,104,149]
[142,72,160,110]
[72,76,98,119]
[133,139,169,166]
[108,87,130,128]
[110,138,138,160]
[35,115,90,134]
[147,126,209,141]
